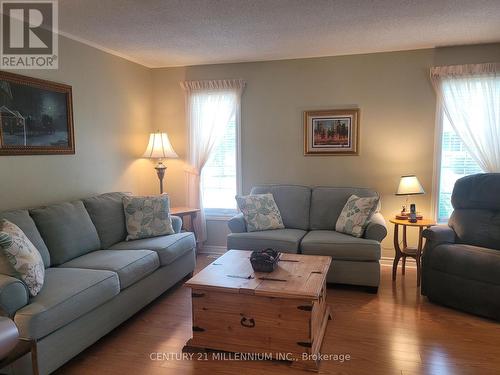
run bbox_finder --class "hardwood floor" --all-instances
[57,255,500,375]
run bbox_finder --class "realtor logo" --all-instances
[1,0,58,69]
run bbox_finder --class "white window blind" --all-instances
[437,115,483,222]
[202,118,237,216]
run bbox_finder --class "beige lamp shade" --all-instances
[143,132,178,159]
[396,175,425,195]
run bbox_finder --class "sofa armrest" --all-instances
[171,215,182,234]
[0,274,29,317]
[364,212,387,242]
[422,225,455,244]
[228,213,246,233]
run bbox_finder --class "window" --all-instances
[202,117,238,216]
[437,115,483,222]
[432,64,499,223]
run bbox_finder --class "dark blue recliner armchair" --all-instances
[421,173,500,320]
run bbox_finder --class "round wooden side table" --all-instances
[389,218,436,287]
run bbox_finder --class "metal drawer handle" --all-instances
[240,317,255,328]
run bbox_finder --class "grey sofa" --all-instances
[421,173,500,320]
[227,185,387,290]
[0,192,196,374]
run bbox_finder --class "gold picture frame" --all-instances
[0,71,75,155]
[304,109,359,156]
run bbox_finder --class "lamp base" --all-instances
[155,161,167,194]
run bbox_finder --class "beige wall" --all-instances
[151,43,500,256]
[2,37,498,257]
[0,36,157,211]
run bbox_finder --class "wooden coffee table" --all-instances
[184,250,332,371]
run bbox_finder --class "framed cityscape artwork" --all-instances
[304,109,359,155]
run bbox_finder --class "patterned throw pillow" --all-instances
[335,195,380,238]
[123,194,175,240]
[235,193,285,232]
[0,219,45,296]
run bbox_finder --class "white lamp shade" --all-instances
[143,132,178,159]
[396,175,425,195]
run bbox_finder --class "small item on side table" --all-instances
[408,204,417,223]
[250,248,281,273]
[395,213,423,220]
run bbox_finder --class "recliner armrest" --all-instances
[171,215,182,234]
[364,212,387,242]
[0,274,29,317]
[422,225,455,244]
[228,213,246,233]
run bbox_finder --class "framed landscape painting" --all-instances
[304,109,359,155]
[0,71,74,155]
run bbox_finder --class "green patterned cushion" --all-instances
[235,193,285,232]
[0,219,45,296]
[335,195,379,238]
[122,195,175,241]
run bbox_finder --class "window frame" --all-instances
[431,103,444,223]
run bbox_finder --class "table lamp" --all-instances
[395,175,424,218]
[143,131,178,194]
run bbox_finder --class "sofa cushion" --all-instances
[310,187,379,230]
[250,185,311,230]
[0,210,50,267]
[59,250,159,290]
[0,220,45,296]
[235,193,285,232]
[83,192,129,249]
[335,195,379,238]
[14,268,119,339]
[227,229,307,253]
[428,243,500,286]
[30,201,101,266]
[122,195,175,240]
[109,232,195,266]
[300,230,381,261]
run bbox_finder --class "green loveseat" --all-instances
[227,185,387,290]
[0,192,196,374]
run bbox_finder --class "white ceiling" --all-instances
[58,0,500,68]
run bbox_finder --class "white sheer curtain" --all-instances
[181,79,245,244]
[430,63,500,172]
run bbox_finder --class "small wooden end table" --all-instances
[390,218,436,287]
[171,207,200,240]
